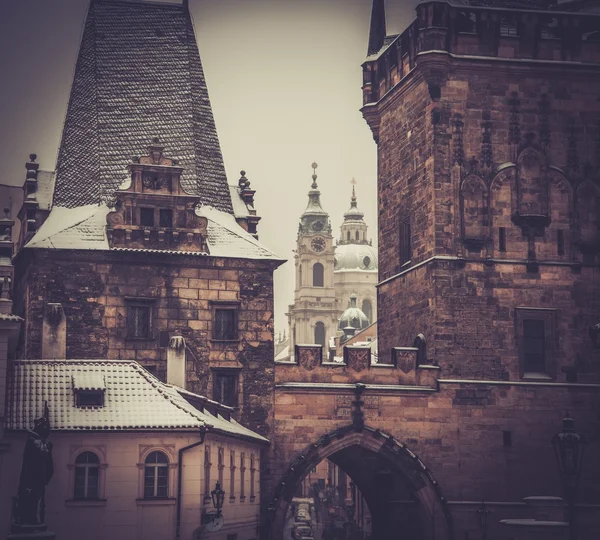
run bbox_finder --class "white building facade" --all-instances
[285,170,377,359]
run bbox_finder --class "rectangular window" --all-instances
[204,446,211,502]
[515,307,556,379]
[523,319,546,373]
[499,227,506,252]
[140,207,154,227]
[213,308,238,340]
[218,447,224,486]
[230,450,236,502]
[76,390,104,407]
[127,301,153,339]
[240,453,246,500]
[250,454,256,501]
[159,208,173,228]
[399,216,412,265]
[213,371,238,407]
[557,229,565,256]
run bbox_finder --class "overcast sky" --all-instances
[0,0,417,332]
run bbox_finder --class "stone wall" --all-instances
[14,249,277,438]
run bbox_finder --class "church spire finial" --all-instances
[351,178,357,207]
[311,162,318,189]
[367,0,386,56]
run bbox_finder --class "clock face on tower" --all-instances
[311,237,326,252]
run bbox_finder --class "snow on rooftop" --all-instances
[197,205,282,261]
[6,359,267,442]
[24,203,282,261]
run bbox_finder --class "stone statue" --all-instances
[11,403,54,533]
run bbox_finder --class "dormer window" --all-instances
[159,209,173,228]
[76,390,104,407]
[140,207,154,227]
[73,373,106,408]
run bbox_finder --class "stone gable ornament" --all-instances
[10,402,56,539]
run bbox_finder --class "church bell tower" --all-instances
[287,163,338,356]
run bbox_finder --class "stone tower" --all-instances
[287,164,338,355]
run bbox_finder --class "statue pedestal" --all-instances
[7,524,56,540]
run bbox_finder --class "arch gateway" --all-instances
[270,348,457,540]
[268,419,451,540]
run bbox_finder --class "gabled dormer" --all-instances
[107,139,208,253]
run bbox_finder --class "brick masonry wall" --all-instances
[14,249,277,438]
[270,383,600,539]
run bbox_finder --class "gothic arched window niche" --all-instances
[460,174,489,247]
[576,180,600,248]
[313,263,324,287]
[516,147,548,217]
[314,321,326,347]
[548,172,573,258]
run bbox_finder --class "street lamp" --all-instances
[552,414,587,540]
[476,502,490,540]
[211,481,226,517]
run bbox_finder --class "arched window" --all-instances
[314,322,326,347]
[299,264,303,287]
[313,263,324,287]
[362,299,373,324]
[74,451,100,499]
[144,451,169,498]
[355,231,359,240]
[347,231,350,241]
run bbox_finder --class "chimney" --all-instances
[42,303,66,359]
[167,335,186,388]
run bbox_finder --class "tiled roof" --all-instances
[53,0,233,214]
[6,359,267,442]
[25,204,283,261]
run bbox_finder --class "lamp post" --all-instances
[552,414,587,540]
[211,481,226,518]
[476,501,490,540]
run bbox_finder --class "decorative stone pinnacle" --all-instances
[29,153,37,162]
[239,170,250,188]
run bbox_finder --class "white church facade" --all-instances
[279,165,377,360]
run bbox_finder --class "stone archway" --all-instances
[268,424,452,540]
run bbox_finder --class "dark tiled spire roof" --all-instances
[53,0,233,213]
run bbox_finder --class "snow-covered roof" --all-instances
[229,185,253,219]
[35,170,56,211]
[5,359,267,442]
[197,205,281,261]
[24,204,282,262]
[0,313,23,322]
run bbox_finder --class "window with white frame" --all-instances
[144,451,169,498]
[74,451,100,499]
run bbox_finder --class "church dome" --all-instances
[334,243,378,272]
[339,294,370,331]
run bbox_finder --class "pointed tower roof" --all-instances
[367,0,386,56]
[343,182,365,222]
[299,162,330,235]
[53,0,233,213]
